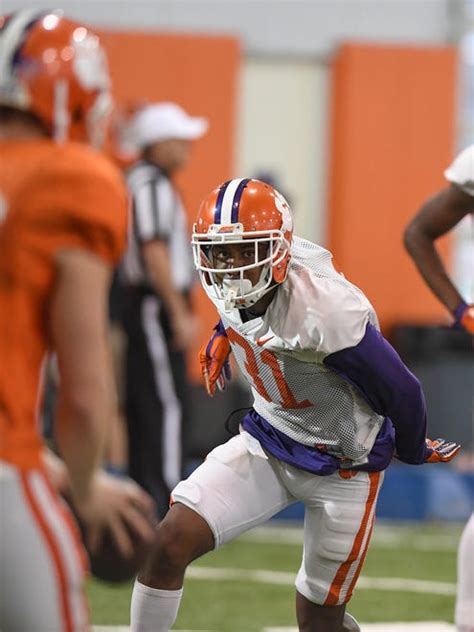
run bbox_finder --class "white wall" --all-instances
[3,0,454,55]
[236,58,329,242]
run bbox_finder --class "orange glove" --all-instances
[425,438,461,463]
[199,321,232,397]
[454,302,474,334]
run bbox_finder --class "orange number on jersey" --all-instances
[260,350,312,409]
[226,328,312,409]
[226,328,272,401]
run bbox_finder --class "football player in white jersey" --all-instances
[131,179,461,632]
[404,144,474,333]
[404,145,473,632]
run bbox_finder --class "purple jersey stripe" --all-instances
[214,180,230,224]
[231,178,251,223]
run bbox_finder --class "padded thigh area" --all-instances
[171,433,295,547]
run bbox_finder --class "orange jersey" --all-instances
[0,139,128,468]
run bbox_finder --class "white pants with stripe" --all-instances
[172,432,384,606]
[0,461,89,632]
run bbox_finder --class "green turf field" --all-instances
[88,522,462,631]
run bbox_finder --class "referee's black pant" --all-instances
[123,287,187,518]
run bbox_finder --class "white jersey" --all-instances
[211,237,384,464]
[444,144,474,196]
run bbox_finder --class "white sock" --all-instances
[130,579,183,632]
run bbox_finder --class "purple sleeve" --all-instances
[323,323,428,464]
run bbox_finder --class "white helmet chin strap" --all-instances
[53,79,69,143]
[220,264,273,311]
[221,278,253,311]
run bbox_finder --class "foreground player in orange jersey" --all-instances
[0,9,154,631]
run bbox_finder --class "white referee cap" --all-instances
[130,102,208,148]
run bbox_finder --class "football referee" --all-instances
[120,102,208,516]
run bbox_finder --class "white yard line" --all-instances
[93,623,455,632]
[240,524,461,552]
[186,565,456,596]
[356,575,456,596]
[264,625,455,632]
[93,629,214,632]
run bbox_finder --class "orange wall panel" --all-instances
[327,43,458,332]
[98,30,241,379]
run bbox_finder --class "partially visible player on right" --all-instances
[404,144,473,632]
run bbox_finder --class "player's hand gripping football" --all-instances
[199,321,232,397]
[73,471,156,558]
[424,438,461,463]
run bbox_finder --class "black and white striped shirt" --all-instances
[121,160,194,292]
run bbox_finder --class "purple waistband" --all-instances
[241,409,395,476]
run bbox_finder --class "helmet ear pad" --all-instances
[272,250,290,284]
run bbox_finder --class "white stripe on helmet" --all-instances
[220,178,246,225]
[0,9,46,90]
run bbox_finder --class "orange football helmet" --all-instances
[192,178,293,310]
[0,9,111,145]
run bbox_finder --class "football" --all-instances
[63,495,157,583]
[86,519,155,583]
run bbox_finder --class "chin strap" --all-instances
[222,278,254,310]
[224,286,239,311]
[53,79,69,143]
